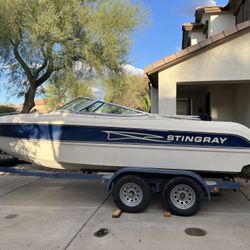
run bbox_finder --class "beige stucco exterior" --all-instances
[190,31,206,46]
[155,31,250,126]
[236,83,250,125]
[208,13,235,36]
[150,85,158,113]
[189,13,235,46]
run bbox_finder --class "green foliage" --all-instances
[0,105,16,114]
[242,166,250,179]
[45,71,93,110]
[0,0,146,112]
[105,74,150,112]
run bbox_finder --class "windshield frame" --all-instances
[56,97,96,113]
[57,97,148,116]
[80,101,147,116]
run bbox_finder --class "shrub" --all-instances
[0,105,17,114]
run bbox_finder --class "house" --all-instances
[145,0,250,127]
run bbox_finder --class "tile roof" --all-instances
[182,23,205,31]
[195,5,230,23]
[35,99,45,105]
[144,20,250,75]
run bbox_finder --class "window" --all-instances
[57,97,93,112]
[94,103,139,115]
[57,97,146,116]
[81,102,104,112]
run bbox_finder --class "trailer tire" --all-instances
[162,176,204,216]
[112,175,151,213]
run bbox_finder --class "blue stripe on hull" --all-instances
[0,123,249,149]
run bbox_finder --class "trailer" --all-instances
[0,165,241,216]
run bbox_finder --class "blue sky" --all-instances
[0,0,228,104]
[130,0,228,69]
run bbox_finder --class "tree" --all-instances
[105,74,150,112]
[0,0,144,113]
[44,70,93,110]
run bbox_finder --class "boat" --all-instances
[0,97,249,176]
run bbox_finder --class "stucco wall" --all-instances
[201,14,209,24]
[209,84,237,121]
[190,31,206,45]
[189,14,235,46]
[150,86,158,113]
[158,31,250,118]
[236,83,250,125]
[209,14,235,36]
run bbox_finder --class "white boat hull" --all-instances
[0,135,249,174]
[0,111,250,174]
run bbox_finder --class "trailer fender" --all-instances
[105,167,211,200]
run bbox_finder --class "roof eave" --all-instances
[145,21,250,75]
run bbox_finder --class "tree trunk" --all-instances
[21,86,37,113]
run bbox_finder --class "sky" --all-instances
[0,0,228,104]
[130,0,228,69]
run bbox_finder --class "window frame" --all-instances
[78,100,147,117]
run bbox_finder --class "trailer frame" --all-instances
[0,165,241,216]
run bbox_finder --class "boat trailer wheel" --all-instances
[112,175,151,213]
[170,184,196,210]
[119,183,143,207]
[162,176,204,216]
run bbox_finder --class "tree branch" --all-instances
[34,59,48,79]
[34,48,48,79]
[35,44,54,86]
[11,40,35,83]
[35,68,53,86]
[36,42,67,85]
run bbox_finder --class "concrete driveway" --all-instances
[0,174,249,250]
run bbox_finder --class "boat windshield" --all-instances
[57,97,146,116]
[57,97,94,112]
[80,101,141,115]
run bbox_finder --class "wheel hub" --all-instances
[170,184,196,210]
[179,192,186,200]
[119,183,143,207]
[128,191,135,197]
